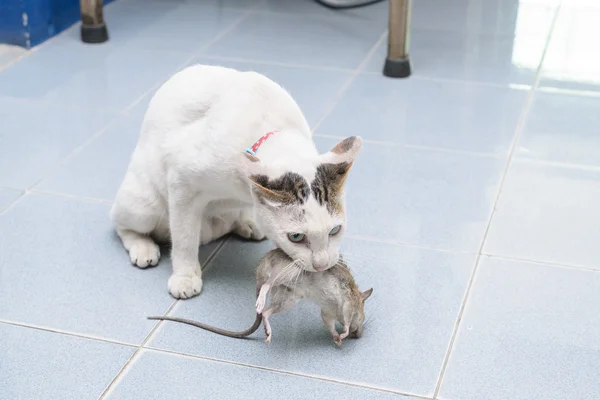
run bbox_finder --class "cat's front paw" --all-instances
[233,220,266,241]
[168,274,203,299]
[129,240,161,268]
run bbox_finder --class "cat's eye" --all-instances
[288,233,305,243]
[329,225,342,236]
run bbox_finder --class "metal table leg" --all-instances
[384,0,411,78]
[80,0,109,43]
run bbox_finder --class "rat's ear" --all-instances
[319,136,363,166]
[360,288,373,302]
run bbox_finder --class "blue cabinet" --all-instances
[0,0,114,48]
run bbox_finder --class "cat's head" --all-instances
[240,136,362,272]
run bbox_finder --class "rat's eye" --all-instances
[329,225,342,236]
[287,233,305,243]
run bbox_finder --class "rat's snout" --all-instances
[311,251,330,272]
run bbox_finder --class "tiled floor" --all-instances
[1,0,599,399]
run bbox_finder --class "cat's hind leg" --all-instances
[111,171,163,269]
[233,207,266,241]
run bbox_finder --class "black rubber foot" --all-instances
[383,57,411,78]
[81,24,109,44]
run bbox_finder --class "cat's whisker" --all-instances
[284,262,303,288]
[272,259,300,285]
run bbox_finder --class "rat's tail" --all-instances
[147,314,262,339]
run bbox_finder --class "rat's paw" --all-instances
[263,320,272,344]
[256,297,266,314]
[233,220,265,241]
[129,239,160,268]
[168,274,203,299]
[333,334,343,347]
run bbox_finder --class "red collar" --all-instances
[245,131,277,156]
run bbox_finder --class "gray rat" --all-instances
[148,248,373,346]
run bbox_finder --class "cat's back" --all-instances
[142,64,307,138]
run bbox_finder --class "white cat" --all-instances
[110,65,362,299]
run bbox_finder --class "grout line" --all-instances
[97,299,179,400]
[511,157,600,172]
[0,120,116,215]
[314,134,505,159]
[198,54,357,73]
[482,253,600,274]
[0,15,81,73]
[0,190,28,217]
[29,189,113,204]
[201,236,230,273]
[26,9,256,197]
[431,6,562,399]
[97,237,229,399]
[27,120,116,190]
[122,8,259,116]
[537,85,600,98]
[0,319,139,348]
[360,68,535,90]
[310,30,388,132]
[97,11,259,399]
[142,346,431,400]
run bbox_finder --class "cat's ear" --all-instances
[238,152,288,208]
[315,136,362,191]
[319,136,363,166]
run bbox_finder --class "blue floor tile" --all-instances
[364,29,547,85]
[108,349,410,400]
[410,0,556,36]
[0,194,220,344]
[439,257,600,400]
[2,0,599,397]
[0,40,190,112]
[539,5,600,92]
[204,10,385,69]
[38,108,145,200]
[517,91,600,166]
[149,237,475,397]
[75,0,248,53]
[0,188,22,211]
[484,161,600,271]
[0,98,114,189]
[0,323,133,400]
[314,137,505,252]
[316,74,527,155]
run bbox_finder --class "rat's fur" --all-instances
[110,65,362,299]
[149,248,373,346]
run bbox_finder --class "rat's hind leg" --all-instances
[261,287,300,344]
[111,171,163,268]
[339,324,351,341]
[321,311,342,346]
[255,283,271,314]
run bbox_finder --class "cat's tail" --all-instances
[147,314,262,339]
